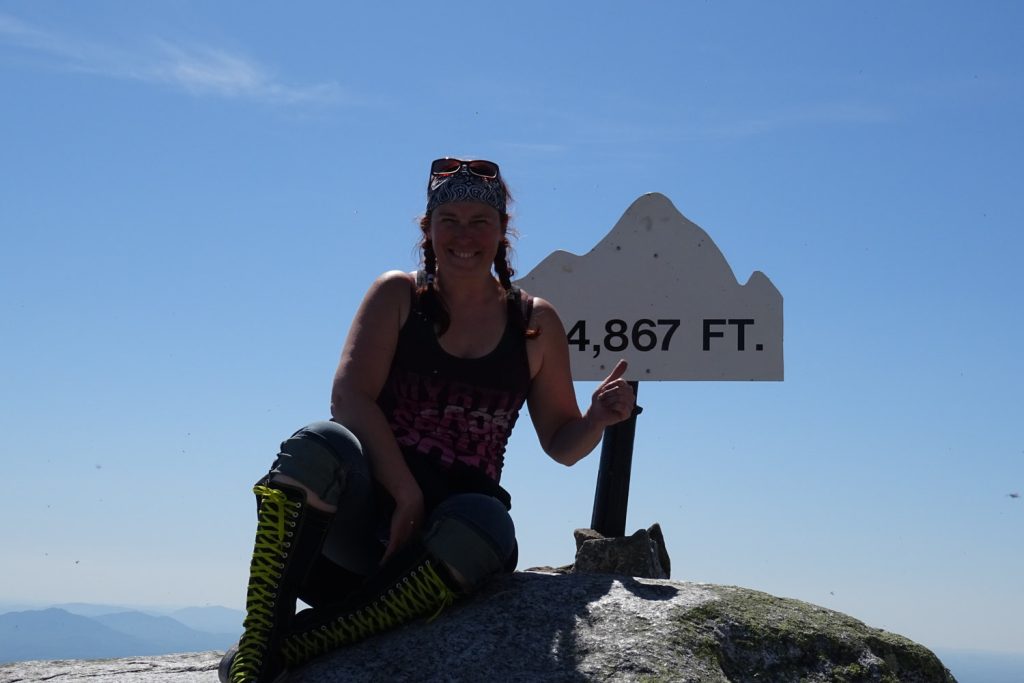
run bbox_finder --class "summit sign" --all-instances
[518,193,783,381]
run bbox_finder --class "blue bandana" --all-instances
[426,168,507,215]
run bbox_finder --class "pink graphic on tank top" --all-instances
[385,369,525,481]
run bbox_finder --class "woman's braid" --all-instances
[493,237,538,338]
[494,238,514,292]
[423,239,437,286]
[418,237,451,333]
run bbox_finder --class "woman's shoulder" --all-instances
[517,289,564,330]
[516,287,552,312]
[366,270,416,297]
[517,290,567,379]
[376,269,417,286]
[358,270,417,322]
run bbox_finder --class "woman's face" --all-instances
[429,201,505,277]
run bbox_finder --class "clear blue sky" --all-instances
[1,1,1021,656]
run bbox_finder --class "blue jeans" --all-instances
[268,420,517,604]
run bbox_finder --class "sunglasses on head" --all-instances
[430,158,500,179]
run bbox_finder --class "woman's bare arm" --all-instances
[330,270,424,561]
[526,298,635,466]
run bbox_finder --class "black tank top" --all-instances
[375,276,533,510]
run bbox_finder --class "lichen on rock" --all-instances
[670,586,957,682]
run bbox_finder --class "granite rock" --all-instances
[574,524,672,579]
[0,650,220,682]
[0,573,956,682]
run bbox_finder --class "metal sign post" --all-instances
[590,381,641,537]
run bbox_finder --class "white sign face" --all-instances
[516,193,783,381]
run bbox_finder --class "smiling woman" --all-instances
[220,157,636,683]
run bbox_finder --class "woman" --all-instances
[223,158,636,683]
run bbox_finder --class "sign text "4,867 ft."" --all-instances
[557,314,778,380]
[567,318,768,358]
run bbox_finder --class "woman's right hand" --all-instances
[380,485,425,565]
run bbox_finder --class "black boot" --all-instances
[221,482,332,683]
[275,538,462,669]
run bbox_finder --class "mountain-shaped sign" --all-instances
[517,193,783,381]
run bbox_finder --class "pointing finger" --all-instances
[602,359,628,385]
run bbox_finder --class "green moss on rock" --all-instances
[670,587,957,683]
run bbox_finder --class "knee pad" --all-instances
[270,421,370,509]
[423,495,516,590]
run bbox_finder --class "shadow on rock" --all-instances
[291,571,681,682]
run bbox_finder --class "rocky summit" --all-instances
[0,571,955,682]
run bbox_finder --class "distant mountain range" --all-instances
[0,605,243,664]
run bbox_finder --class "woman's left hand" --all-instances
[380,484,425,566]
[586,359,636,429]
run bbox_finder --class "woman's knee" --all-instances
[268,420,371,509]
[423,494,517,590]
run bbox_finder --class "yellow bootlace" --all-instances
[280,560,456,665]
[229,485,301,683]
